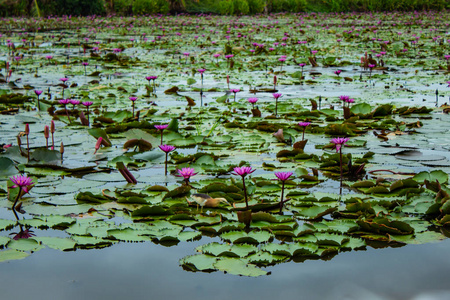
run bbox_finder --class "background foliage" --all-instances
[0,0,448,17]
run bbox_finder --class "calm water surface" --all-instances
[1,238,450,300]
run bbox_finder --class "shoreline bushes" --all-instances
[0,0,448,17]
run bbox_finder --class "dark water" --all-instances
[1,238,450,300]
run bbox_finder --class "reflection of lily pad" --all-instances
[395,150,445,161]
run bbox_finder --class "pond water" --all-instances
[1,236,450,300]
[1,11,450,297]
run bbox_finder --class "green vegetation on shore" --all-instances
[0,0,448,17]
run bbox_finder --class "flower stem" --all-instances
[339,148,343,184]
[12,189,21,210]
[26,134,30,162]
[275,98,278,116]
[279,181,285,213]
[242,176,249,210]
[165,153,168,176]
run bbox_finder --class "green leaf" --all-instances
[30,148,61,162]
[199,242,257,258]
[0,157,18,176]
[350,103,372,115]
[7,238,45,252]
[262,242,318,256]
[0,249,30,262]
[187,78,197,85]
[87,128,112,146]
[35,237,76,251]
[213,258,268,277]
[167,118,179,133]
[220,230,273,244]
[413,170,448,184]
[180,254,218,271]
[296,205,337,219]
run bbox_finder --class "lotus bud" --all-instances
[274,75,277,85]
[226,75,229,84]
[51,120,55,133]
[24,124,29,135]
[44,125,49,139]
[60,142,64,154]
[94,137,103,154]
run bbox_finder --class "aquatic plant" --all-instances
[155,124,169,145]
[232,166,255,210]
[298,122,311,141]
[94,137,103,154]
[272,93,282,116]
[159,144,176,176]
[274,171,293,213]
[9,175,34,210]
[34,90,42,110]
[248,97,258,109]
[129,96,138,118]
[176,167,198,186]
[331,137,350,182]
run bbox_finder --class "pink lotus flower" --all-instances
[232,166,255,177]
[197,69,206,74]
[176,167,198,179]
[59,99,70,105]
[69,99,80,105]
[159,144,176,153]
[274,172,293,181]
[10,175,34,193]
[34,90,43,96]
[298,122,311,127]
[155,124,169,131]
[160,144,175,175]
[331,137,349,153]
[272,93,282,99]
[339,95,350,102]
[129,96,137,102]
